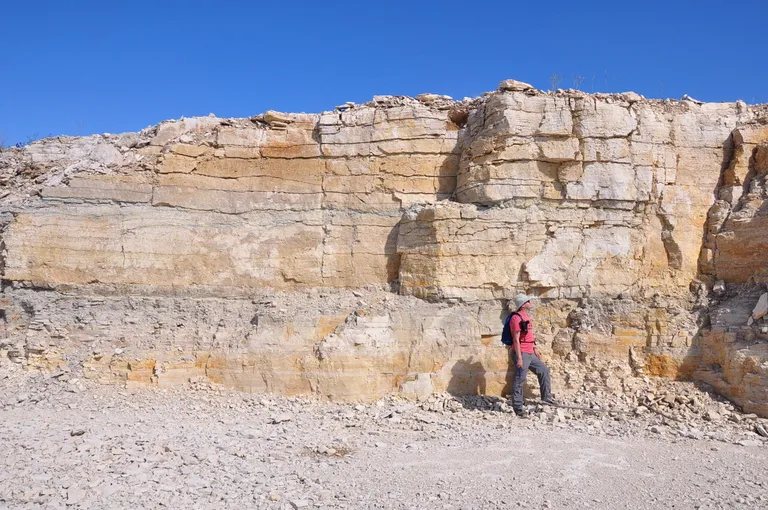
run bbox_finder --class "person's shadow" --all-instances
[446,357,487,396]
[447,357,514,411]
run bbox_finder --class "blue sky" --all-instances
[1,0,766,146]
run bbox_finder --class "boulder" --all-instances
[498,79,534,92]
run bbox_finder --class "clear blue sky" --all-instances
[1,0,765,146]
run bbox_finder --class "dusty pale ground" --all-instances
[1,368,767,510]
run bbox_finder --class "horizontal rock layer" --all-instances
[1,87,767,414]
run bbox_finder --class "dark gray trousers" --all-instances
[512,352,552,410]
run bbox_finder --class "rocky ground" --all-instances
[1,366,767,510]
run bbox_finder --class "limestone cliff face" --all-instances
[1,83,767,413]
[694,123,768,416]
[400,93,744,302]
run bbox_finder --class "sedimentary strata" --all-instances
[1,82,766,415]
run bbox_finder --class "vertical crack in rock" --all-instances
[0,233,7,283]
[119,213,127,270]
[0,216,10,358]
[690,121,768,415]
[657,208,683,270]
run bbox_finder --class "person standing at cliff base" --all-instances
[508,294,555,417]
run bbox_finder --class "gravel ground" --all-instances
[1,368,767,510]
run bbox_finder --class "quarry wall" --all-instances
[1,80,766,414]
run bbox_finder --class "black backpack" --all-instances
[500,312,529,345]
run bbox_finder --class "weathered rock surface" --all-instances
[694,120,768,416]
[1,82,768,416]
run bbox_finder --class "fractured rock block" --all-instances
[564,162,641,201]
[537,137,581,162]
[574,99,636,138]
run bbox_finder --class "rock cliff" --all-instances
[1,81,767,414]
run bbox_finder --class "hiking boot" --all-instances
[542,396,560,406]
[514,408,529,418]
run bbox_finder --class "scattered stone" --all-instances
[0,372,765,508]
[681,94,704,104]
[70,428,86,437]
[498,79,534,92]
[314,445,337,456]
[713,280,726,296]
[271,413,294,424]
[621,91,644,103]
[704,410,721,422]
[263,110,293,125]
[752,293,768,320]
[417,93,441,103]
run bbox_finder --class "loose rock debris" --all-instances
[0,368,766,509]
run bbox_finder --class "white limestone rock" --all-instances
[498,79,534,92]
[752,293,768,320]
